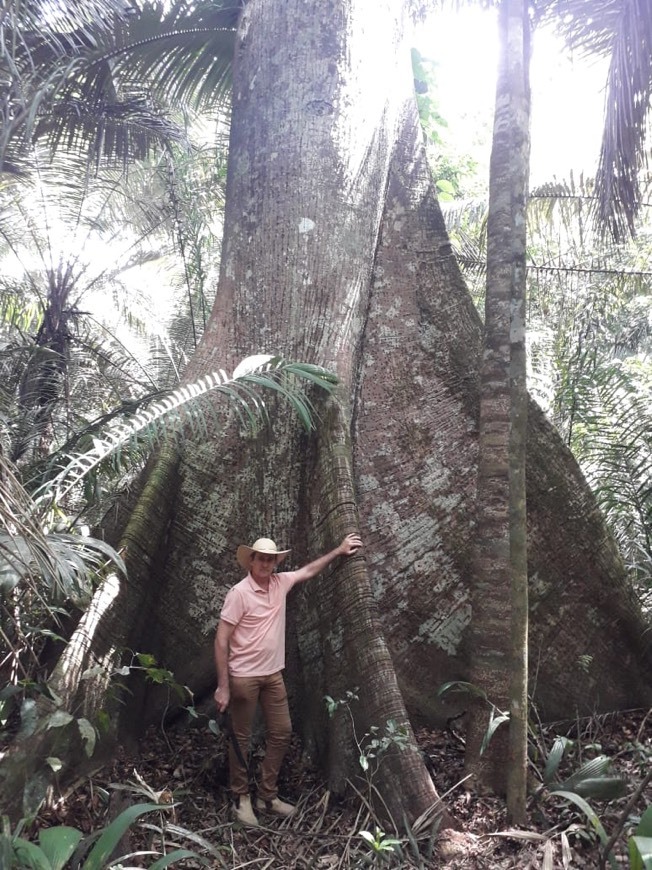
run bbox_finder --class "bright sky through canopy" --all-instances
[415,5,609,187]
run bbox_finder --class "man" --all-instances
[214,532,363,827]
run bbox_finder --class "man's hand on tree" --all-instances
[214,685,230,713]
[340,533,363,556]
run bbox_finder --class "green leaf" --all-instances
[46,710,74,729]
[436,178,456,201]
[46,757,63,773]
[561,755,612,789]
[380,838,401,848]
[81,802,164,870]
[480,712,510,755]
[550,790,616,869]
[96,710,111,735]
[0,836,15,870]
[161,822,226,860]
[19,698,38,738]
[636,806,652,837]
[148,848,211,868]
[566,777,627,800]
[13,837,52,870]
[436,680,488,701]
[34,630,67,644]
[544,736,573,785]
[39,826,83,870]
[0,564,21,595]
[629,836,652,870]
[436,178,456,195]
[77,718,96,757]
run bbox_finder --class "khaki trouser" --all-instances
[228,671,292,800]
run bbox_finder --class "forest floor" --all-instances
[36,707,651,869]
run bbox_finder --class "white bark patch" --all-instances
[377,323,400,344]
[384,299,402,319]
[412,605,472,655]
[298,217,315,234]
[187,560,229,627]
[358,474,379,492]
[324,624,345,654]
[364,450,470,656]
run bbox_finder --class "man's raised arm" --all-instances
[292,533,363,584]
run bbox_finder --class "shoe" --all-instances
[255,796,296,817]
[233,794,259,827]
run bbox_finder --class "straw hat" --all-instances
[236,537,291,571]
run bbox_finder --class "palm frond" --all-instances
[0,0,134,168]
[568,358,652,581]
[541,0,624,59]
[45,0,238,163]
[0,450,124,604]
[36,356,338,505]
[0,443,125,689]
[1,0,237,169]
[112,1,238,111]
[594,0,652,241]
[35,93,190,168]
[543,0,652,242]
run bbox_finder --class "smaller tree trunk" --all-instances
[505,0,531,825]
[466,0,531,818]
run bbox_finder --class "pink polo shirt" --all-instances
[220,571,301,677]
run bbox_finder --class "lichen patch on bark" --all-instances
[413,603,472,655]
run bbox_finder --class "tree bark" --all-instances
[505,0,530,824]
[2,0,651,827]
[464,0,531,820]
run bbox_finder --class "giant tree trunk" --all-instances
[2,0,651,826]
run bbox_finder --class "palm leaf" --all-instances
[594,0,652,241]
[112,1,237,111]
[81,802,168,870]
[37,357,338,504]
[147,849,212,869]
[2,0,237,168]
[44,0,238,164]
[0,1,132,168]
[543,0,652,241]
[549,790,617,869]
